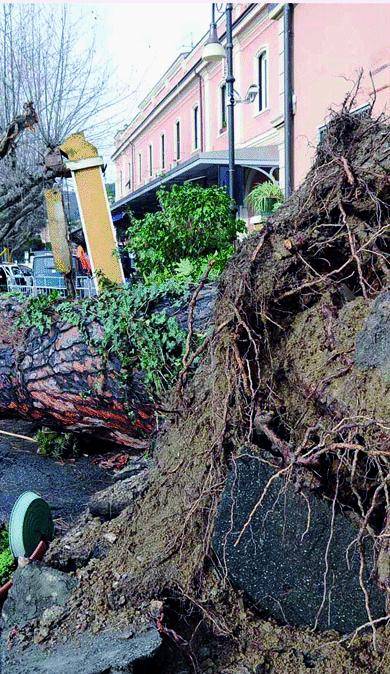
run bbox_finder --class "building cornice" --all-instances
[268,3,286,21]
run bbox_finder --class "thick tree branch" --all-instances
[0,102,37,159]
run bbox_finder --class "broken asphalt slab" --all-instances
[213,451,386,634]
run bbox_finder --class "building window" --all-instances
[128,162,131,190]
[138,153,142,182]
[193,105,199,150]
[258,50,268,111]
[175,121,181,160]
[161,134,165,169]
[119,170,123,196]
[149,144,153,177]
[220,84,227,129]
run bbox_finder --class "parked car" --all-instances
[31,251,96,298]
[0,263,31,294]
[18,264,34,287]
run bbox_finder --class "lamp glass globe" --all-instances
[202,42,225,63]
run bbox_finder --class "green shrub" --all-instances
[17,291,61,334]
[36,428,81,460]
[0,529,14,583]
[126,183,245,282]
[21,280,190,400]
[246,180,284,214]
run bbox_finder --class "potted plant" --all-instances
[246,180,284,216]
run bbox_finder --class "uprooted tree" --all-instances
[34,105,390,664]
[0,100,388,673]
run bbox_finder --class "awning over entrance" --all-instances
[111,146,279,220]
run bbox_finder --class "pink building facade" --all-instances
[112,3,389,227]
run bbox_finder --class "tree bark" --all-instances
[0,300,152,449]
[0,102,38,159]
[0,287,217,449]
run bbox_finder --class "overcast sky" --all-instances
[88,2,211,178]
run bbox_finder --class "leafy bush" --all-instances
[0,529,13,584]
[126,183,245,282]
[17,291,61,334]
[36,428,81,460]
[246,180,284,213]
[21,280,190,400]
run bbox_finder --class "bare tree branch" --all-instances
[0,4,122,255]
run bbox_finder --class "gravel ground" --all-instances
[0,419,112,529]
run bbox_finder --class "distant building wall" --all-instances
[113,4,281,202]
[293,2,389,186]
[234,8,280,149]
[113,2,390,206]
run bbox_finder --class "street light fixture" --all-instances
[233,84,259,105]
[202,5,258,216]
[242,84,259,104]
[202,5,225,63]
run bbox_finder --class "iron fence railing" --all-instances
[4,275,97,299]
[75,276,97,298]
[6,284,32,296]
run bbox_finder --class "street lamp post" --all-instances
[203,5,260,215]
[203,3,236,214]
[225,4,236,210]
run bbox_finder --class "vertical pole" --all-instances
[284,3,294,197]
[225,3,236,214]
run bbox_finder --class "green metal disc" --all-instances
[8,492,54,558]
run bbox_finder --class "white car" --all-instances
[0,264,31,294]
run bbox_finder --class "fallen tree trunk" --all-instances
[0,285,217,448]
[0,299,152,449]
